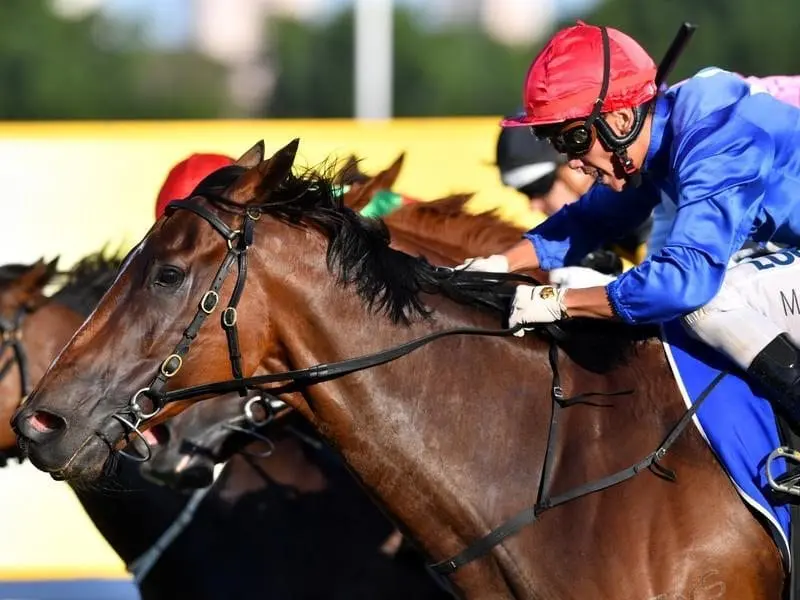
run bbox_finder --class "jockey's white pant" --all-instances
[683,247,800,370]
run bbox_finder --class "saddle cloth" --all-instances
[661,319,792,569]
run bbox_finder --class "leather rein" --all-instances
[107,195,719,575]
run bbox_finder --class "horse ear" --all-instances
[382,152,405,190]
[423,193,475,216]
[225,138,300,204]
[8,259,52,309]
[45,256,60,281]
[235,141,265,169]
[336,155,367,185]
[343,155,403,213]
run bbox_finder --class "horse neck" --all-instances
[250,235,564,592]
[383,206,524,265]
[387,227,467,266]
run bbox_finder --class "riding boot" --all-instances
[748,334,800,496]
[747,333,800,431]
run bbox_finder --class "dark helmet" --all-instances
[495,116,565,197]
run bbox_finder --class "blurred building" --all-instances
[413,0,555,45]
[481,0,555,45]
[190,0,334,115]
[51,0,108,19]
[425,0,482,26]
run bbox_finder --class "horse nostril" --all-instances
[16,409,68,444]
[29,410,67,434]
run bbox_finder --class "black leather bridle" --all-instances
[105,194,713,576]
[111,197,260,462]
[0,308,30,466]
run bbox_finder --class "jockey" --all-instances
[496,120,650,284]
[459,21,800,431]
[155,153,235,220]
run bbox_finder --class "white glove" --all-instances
[455,254,510,273]
[509,285,567,337]
[548,266,615,289]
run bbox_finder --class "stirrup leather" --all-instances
[766,446,800,497]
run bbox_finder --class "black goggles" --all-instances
[537,121,597,158]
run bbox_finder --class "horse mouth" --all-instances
[26,433,113,483]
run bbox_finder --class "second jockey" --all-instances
[495,121,649,284]
[460,21,800,432]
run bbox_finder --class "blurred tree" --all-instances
[0,0,229,119]
[266,8,536,117]
[578,0,800,84]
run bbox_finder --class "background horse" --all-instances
[14,139,784,598]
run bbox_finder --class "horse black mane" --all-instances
[52,250,124,317]
[0,264,32,283]
[197,162,659,371]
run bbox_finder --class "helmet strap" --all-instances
[584,24,647,189]
[613,148,643,189]
[596,100,652,189]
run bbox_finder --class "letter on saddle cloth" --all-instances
[662,319,792,570]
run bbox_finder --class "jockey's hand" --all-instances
[455,255,509,273]
[509,285,567,337]
[548,266,616,289]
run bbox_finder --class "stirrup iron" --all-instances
[766,446,800,497]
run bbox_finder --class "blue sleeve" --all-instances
[524,181,659,270]
[606,116,775,324]
[645,199,676,257]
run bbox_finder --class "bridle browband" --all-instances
[106,193,716,576]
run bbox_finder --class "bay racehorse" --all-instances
[14,139,784,598]
[0,253,447,599]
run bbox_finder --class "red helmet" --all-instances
[503,21,657,128]
[155,153,235,220]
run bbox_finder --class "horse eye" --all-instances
[154,265,185,287]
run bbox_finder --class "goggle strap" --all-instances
[585,26,611,128]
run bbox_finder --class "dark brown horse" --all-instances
[15,140,783,598]
[0,254,447,600]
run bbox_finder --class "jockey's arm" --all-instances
[566,116,774,324]
[505,182,659,272]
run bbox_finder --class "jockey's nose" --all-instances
[567,159,585,170]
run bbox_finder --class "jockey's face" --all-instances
[528,165,594,216]
[565,108,652,193]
